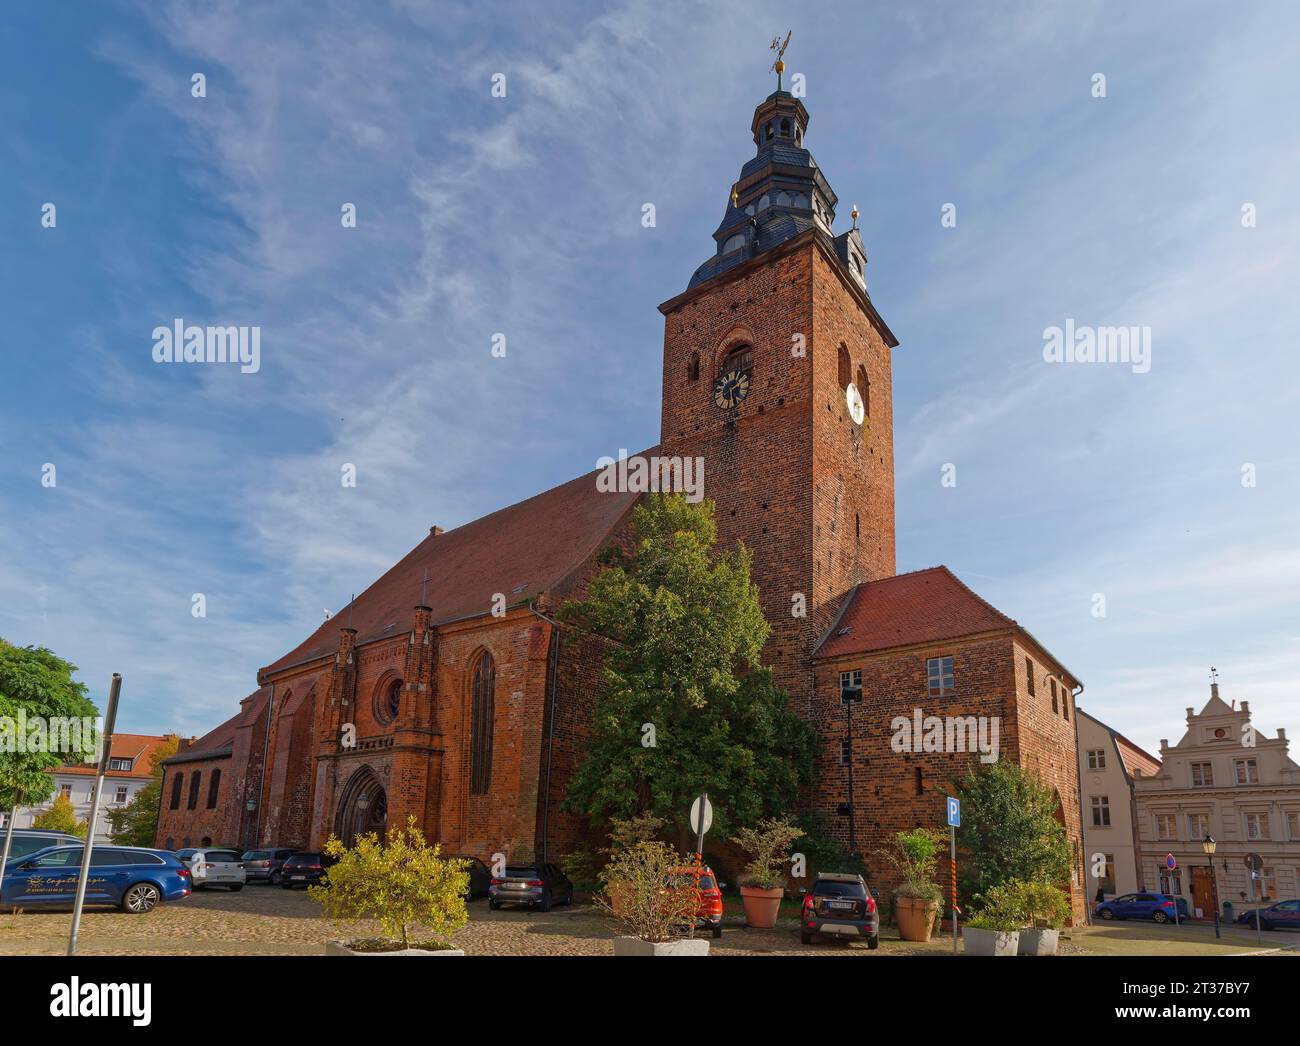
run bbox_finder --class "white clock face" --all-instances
[846,382,865,425]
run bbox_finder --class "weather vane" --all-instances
[770,31,792,92]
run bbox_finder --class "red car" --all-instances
[671,865,724,938]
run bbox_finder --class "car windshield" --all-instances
[814,881,866,899]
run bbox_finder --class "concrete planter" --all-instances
[326,940,464,956]
[612,936,710,956]
[962,927,1020,956]
[1017,928,1060,956]
[740,885,785,928]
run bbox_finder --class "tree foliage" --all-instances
[0,638,98,810]
[560,495,819,841]
[956,760,1072,904]
[31,791,87,837]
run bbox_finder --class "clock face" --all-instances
[713,368,751,409]
[845,381,865,425]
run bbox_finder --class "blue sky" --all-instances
[2,0,1297,755]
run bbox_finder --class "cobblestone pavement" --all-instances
[1,886,1292,956]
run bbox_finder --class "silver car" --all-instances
[175,848,246,891]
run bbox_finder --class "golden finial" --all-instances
[770,31,792,90]
[731,185,740,209]
[851,204,859,230]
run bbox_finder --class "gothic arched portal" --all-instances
[334,765,388,848]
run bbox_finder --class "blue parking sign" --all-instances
[947,797,960,828]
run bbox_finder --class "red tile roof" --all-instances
[59,733,176,778]
[815,566,1018,658]
[162,687,270,765]
[260,462,647,676]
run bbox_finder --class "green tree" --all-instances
[955,760,1072,903]
[31,791,88,837]
[0,638,99,813]
[108,735,179,846]
[560,495,819,846]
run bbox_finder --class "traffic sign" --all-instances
[1244,852,1263,872]
[1165,853,1177,871]
[689,795,713,837]
[946,797,960,828]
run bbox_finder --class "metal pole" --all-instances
[1,800,18,874]
[694,793,708,858]
[1251,871,1261,947]
[950,824,957,956]
[68,673,120,956]
[1209,863,1220,939]
[845,698,856,858]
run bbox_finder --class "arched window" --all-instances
[687,352,700,381]
[206,768,221,809]
[169,772,183,810]
[837,344,851,390]
[164,837,175,851]
[470,652,496,796]
[856,364,869,416]
[722,233,746,254]
[721,344,753,381]
[187,771,201,810]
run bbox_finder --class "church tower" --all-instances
[657,79,898,709]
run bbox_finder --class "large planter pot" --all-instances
[894,896,939,943]
[962,927,1019,956]
[740,885,784,928]
[326,939,465,956]
[1017,927,1059,956]
[612,937,710,956]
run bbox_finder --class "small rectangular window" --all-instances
[1091,795,1111,827]
[926,656,954,697]
[1191,762,1214,787]
[1087,749,1106,770]
[1155,813,1177,840]
[839,669,862,704]
[1235,758,1259,785]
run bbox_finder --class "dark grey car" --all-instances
[488,863,574,912]
[241,847,300,885]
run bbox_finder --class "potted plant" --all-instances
[597,839,708,955]
[963,883,1022,957]
[878,827,944,942]
[1014,880,1069,955]
[310,816,470,955]
[730,817,804,929]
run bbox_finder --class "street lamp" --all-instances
[1201,834,1220,939]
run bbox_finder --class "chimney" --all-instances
[1240,700,1250,715]
[429,525,443,537]
[1211,680,1220,700]
[1186,707,1194,721]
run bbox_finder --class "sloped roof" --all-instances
[260,462,646,677]
[162,687,270,765]
[59,734,175,779]
[816,566,1018,658]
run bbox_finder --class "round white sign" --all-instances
[846,382,865,425]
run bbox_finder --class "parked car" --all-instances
[241,847,300,885]
[0,844,190,913]
[279,851,337,889]
[446,855,492,899]
[1236,899,1300,930]
[488,862,574,911]
[1095,892,1189,923]
[175,848,246,891]
[0,829,84,863]
[669,864,724,938]
[800,871,880,948]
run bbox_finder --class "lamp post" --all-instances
[1202,834,1220,939]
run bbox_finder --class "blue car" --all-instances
[1095,891,1189,923]
[1,844,191,913]
[1236,899,1300,931]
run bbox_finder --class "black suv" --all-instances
[801,872,880,948]
[279,851,338,889]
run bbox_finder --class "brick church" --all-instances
[156,80,1085,918]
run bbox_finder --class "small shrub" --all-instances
[878,827,944,905]
[596,840,700,943]
[730,816,804,889]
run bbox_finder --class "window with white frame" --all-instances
[1235,758,1259,785]
[1155,813,1177,840]
[1287,811,1300,840]
[1187,812,1209,839]
[1159,868,1183,895]
[1191,762,1213,787]
[926,656,954,697]
[1098,854,1115,894]
[59,784,72,799]
[108,758,133,772]
[1087,749,1106,770]
[1091,796,1111,827]
[1258,866,1277,901]
[1244,812,1270,840]
[839,669,863,704]
[114,786,128,804]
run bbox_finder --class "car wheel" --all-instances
[1153,911,1168,924]
[1099,909,1115,920]
[801,930,813,945]
[712,924,723,939]
[122,883,161,914]
[540,890,553,913]
[867,935,880,950]
[270,871,281,886]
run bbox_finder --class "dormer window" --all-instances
[722,233,746,254]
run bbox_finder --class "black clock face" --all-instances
[713,368,751,409]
